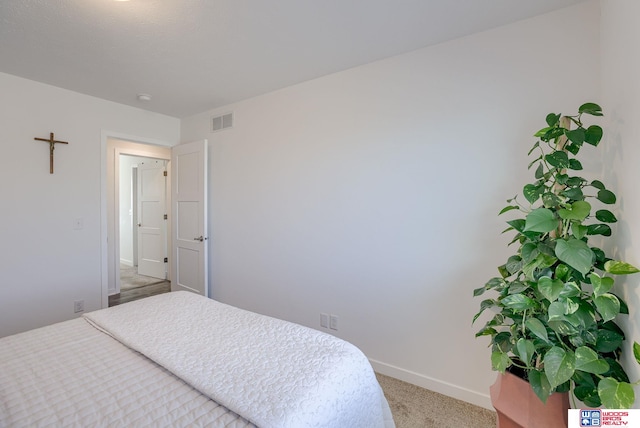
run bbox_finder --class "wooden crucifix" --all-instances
[34,132,69,174]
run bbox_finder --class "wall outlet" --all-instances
[329,314,339,331]
[73,217,84,230]
[74,300,84,313]
[320,313,329,328]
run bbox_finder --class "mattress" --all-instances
[0,292,394,428]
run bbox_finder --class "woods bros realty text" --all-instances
[570,410,636,427]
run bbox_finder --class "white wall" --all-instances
[601,0,640,403]
[0,72,180,337]
[182,2,601,408]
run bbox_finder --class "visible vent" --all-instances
[211,112,233,132]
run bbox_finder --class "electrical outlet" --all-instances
[320,313,329,328]
[74,300,84,313]
[330,314,338,331]
[73,217,84,230]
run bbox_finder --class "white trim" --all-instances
[369,359,493,410]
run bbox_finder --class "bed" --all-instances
[0,291,395,427]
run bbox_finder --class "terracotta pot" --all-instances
[490,371,569,428]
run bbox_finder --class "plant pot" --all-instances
[490,371,569,428]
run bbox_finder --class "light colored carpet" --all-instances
[376,373,496,428]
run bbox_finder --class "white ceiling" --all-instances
[0,0,589,118]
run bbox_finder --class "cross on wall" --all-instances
[34,132,69,174]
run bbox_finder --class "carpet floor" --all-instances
[376,373,496,428]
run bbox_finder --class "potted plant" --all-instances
[473,103,640,418]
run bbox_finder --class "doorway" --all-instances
[103,136,172,306]
[101,134,209,309]
[113,155,171,306]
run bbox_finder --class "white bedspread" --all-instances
[84,291,394,428]
[0,317,255,427]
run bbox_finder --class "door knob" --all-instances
[137,223,142,227]
[194,236,204,242]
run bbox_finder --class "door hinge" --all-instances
[163,170,167,177]
[164,214,168,220]
[164,257,168,263]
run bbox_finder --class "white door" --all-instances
[172,140,208,296]
[137,160,167,279]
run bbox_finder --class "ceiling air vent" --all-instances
[211,112,233,132]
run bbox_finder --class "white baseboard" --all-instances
[370,359,493,410]
[120,259,133,267]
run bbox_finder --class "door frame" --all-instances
[100,131,173,308]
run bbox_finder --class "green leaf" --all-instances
[525,318,549,343]
[587,224,612,237]
[534,162,544,179]
[566,128,585,145]
[579,102,603,116]
[566,176,585,186]
[575,346,609,374]
[534,126,552,138]
[505,255,523,274]
[542,192,561,208]
[565,142,580,155]
[491,351,511,372]
[568,159,583,171]
[633,342,640,365]
[597,189,616,204]
[521,244,539,264]
[555,264,570,281]
[574,384,601,407]
[522,253,557,281]
[516,338,535,366]
[472,299,496,323]
[558,201,591,221]
[603,357,630,382]
[544,347,576,389]
[563,300,580,317]
[572,223,588,239]
[548,301,566,321]
[506,219,525,232]
[589,273,614,297]
[595,293,620,322]
[559,282,581,299]
[501,294,537,310]
[598,378,635,409]
[595,209,617,223]
[562,187,584,200]
[545,151,570,168]
[537,276,563,302]
[555,238,594,275]
[596,329,624,353]
[507,281,529,294]
[546,113,560,127]
[524,208,557,233]
[528,370,552,404]
[604,260,640,275]
[585,125,603,146]
[498,205,519,215]
[523,184,544,205]
[590,180,605,190]
[557,174,569,185]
